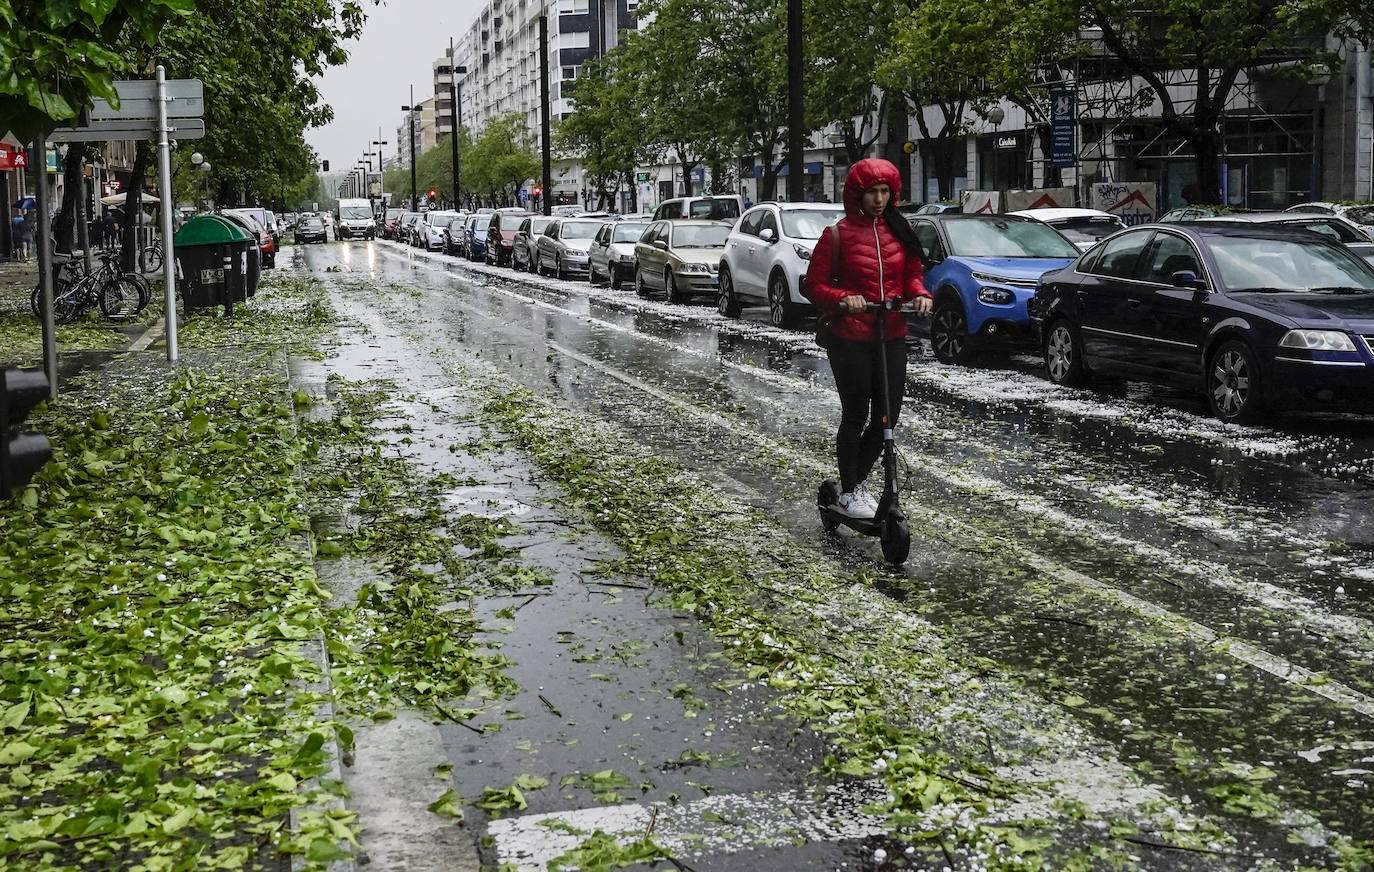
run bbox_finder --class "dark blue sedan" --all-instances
[1033,223,1374,422]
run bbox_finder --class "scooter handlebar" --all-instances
[862,300,925,315]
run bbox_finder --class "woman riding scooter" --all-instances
[804,158,932,519]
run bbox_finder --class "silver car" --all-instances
[633,220,733,303]
[588,220,650,288]
[535,217,603,279]
[512,215,557,272]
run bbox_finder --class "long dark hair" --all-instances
[883,203,924,261]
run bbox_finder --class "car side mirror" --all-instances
[654,240,668,249]
[922,253,943,268]
[759,228,776,242]
[1171,270,1205,290]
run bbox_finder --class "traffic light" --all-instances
[533,186,542,197]
[1,368,52,499]
[321,160,330,172]
[428,188,437,200]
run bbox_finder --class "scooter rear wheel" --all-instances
[880,517,911,565]
[817,481,841,532]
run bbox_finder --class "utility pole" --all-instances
[786,0,805,203]
[539,15,552,216]
[449,39,467,211]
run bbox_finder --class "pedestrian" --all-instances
[101,210,119,252]
[90,212,106,251]
[10,210,24,262]
[803,158,932,519]
[17,209,36,262]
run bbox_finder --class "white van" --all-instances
[652,195,745,222]
[335,198,376,239]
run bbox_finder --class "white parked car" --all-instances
[1007,207,1127,251]
[588,219,651,288]
[419,210,459,251]
[717,202,844,327]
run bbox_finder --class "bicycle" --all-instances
[31,250,150,324]
[138,238,164,273]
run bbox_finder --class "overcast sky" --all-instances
[305,0,486,171]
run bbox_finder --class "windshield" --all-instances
[1053,218,1126,246]
[386,208,404,220]
[672,224,732,248]
[530,217,555,235]
[301,218,323,228]
[687,199,740,220]
[612,222,649,243]
[782,209,843,239]
[339,206,372,220]
[1209,235,1374,292]
[944,218,1079,258]
[472,216,492,231]
[560,220,602,240]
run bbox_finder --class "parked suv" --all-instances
[717,202,843,327]
[486,209,532,266]
[652,195,745,222]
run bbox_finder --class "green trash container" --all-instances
[173,215,251,313]
[216,212,261,298]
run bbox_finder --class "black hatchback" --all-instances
[1032,223,1374,423]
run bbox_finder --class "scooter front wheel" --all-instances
[817,481,841,532]
[880,517,911,565]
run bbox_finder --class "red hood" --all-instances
[842,158,903,218]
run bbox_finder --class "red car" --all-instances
[485,210,532,267]
[381,207,405,240]
[223,209,276,268]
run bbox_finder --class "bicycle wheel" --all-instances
[121,273,151,314]
[53,282,87,324]
[99,277,143,321]
[139,245,163,273]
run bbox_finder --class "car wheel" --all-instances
[717,265,742,317]
[635,267,649,298]
[930,296,975,365]
[665,269,682,303]
[1208,340,1266,424]
[610,264,623,290]
[1043,318,1089,387]
[767,272,797,328]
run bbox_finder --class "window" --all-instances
[659,202,681,220]
[738,209,764,237]
[1142,233,1203,285]
[558,0,589,13]
[757,211,779,238]
[561,31,591,49]
[913,222,945,262]
[561,65,579,81]
[1088,230,1153,279]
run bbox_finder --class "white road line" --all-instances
[545,340,1374,722]
[488,782,889,871]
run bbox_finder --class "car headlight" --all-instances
[793,243,812,260]
[978,286,1014,305]
[682,263,710,273]
[618,253,635,262]
[1278,329,1356,351]
[971,271,1016,285]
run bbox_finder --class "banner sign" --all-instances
[1050,88,1076,168]
[1004,187,1075,212]
[367,173,382,197]
[1090,182,1157,226]
[961,190,1001,213]
[0,143,27,170]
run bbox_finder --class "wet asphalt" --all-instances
[292,239,1374,869]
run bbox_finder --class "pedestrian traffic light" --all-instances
[428,188,437,200]
[321,160,330,172]
[1,368,52,499]
[533,186,542,197]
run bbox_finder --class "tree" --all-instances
[1076,0,1374,204]
[0,1,192,141]
[464,113,539,206]
[556,54,654,211]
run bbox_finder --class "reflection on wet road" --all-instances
[299,240,1374,863]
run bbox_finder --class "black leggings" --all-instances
[827,337,907,493]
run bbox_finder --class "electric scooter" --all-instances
[817,298,913,565]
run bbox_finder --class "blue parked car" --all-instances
[907,214,1080,364]
[465,214,492,261]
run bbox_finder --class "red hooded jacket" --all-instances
[803,158,929,342]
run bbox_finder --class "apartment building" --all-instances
[393,97,437,170]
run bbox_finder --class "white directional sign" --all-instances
[89,79,205,121]
[49,118,205,142]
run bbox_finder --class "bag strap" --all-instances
[829,225,841,287]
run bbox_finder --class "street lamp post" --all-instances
[371,136,388,208]
[401,85,418,210]
[987,106,1005,194]
[448,40,468,211]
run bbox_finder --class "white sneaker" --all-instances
[836,488,876,519]
[853,483,880,516]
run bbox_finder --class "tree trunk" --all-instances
[920,138,961,202]
[54,146,84,253]
[1191,130,1224,205]
[121,141,152,272]
[881,98,911,200]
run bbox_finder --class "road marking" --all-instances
[130,317,164,352]
[545,340,1374,721]
[488,782,889,871]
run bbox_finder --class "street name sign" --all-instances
[50,118,205,142]
[90,79,205,121]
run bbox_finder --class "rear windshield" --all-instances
[1053,218,1126,246]
[688,199,740,220]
